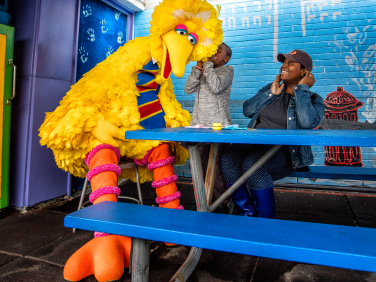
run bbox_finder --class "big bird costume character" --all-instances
[39,0,222,281]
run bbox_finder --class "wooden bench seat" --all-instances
[65,201,376,273]
[291,166,376,181]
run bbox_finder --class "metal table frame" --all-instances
[125,128,376,282]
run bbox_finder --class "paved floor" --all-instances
[1,181,376,282]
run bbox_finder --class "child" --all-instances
[185,43,234,127]
[184,43,234,213]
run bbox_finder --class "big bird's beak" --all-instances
[161,30,194,80]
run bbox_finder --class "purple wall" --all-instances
[8,0,78,207]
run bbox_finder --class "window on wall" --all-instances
[76,0,130,81]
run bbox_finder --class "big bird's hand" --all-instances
[92,119,126,147]
[165,117,181,128]
[64,235,132,282]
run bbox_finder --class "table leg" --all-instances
[169,144,207,282]
[188,144,209,212]
[208,145,282,213]
[205,143,219,205]
[131,238,150,281]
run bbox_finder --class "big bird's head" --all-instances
[149,0,223,80]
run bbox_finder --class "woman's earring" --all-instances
[301,74,304,77]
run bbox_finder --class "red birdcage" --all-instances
[324,87,364,166]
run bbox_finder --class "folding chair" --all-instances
[73,162,143,232]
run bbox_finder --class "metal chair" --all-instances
[75,162,143,226]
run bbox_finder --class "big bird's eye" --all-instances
[175,24,188,36]
[188,33,198,45]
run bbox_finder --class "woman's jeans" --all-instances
[220,144,295,218]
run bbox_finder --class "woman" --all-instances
[220,50,325,218]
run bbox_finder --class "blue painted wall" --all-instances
[134,0,376,187]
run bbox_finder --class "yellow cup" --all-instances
[212,123,222,130]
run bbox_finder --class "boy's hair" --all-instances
[221,43,232,59]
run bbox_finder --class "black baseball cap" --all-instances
[277,50,313,71]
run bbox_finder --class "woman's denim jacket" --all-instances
[243,82,325,168]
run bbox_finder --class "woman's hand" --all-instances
[270,74,285,95]
[298,70,316,88]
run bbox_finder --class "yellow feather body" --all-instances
[39,36,190,181]
[40,0,223,182]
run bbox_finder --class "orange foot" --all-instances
[64,235,132,282]
[164,242,178,247]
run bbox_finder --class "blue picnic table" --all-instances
[65,128,376,282]
[124,127,376,147]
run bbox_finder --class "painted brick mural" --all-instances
[134,0,376,187]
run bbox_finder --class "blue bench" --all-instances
[65,201,376,273]
[291,166,376,181]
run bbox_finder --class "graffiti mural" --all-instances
[218,0,279,61]
[323,87,364,166]
[331,20,376,123]
[300,0,342,37]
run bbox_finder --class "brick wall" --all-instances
[134,0,376,187]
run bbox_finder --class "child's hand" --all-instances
[270,74,285,95]
[197,61,203,68]
[207,55,216,63]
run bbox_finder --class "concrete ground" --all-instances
[1,181,376,282]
